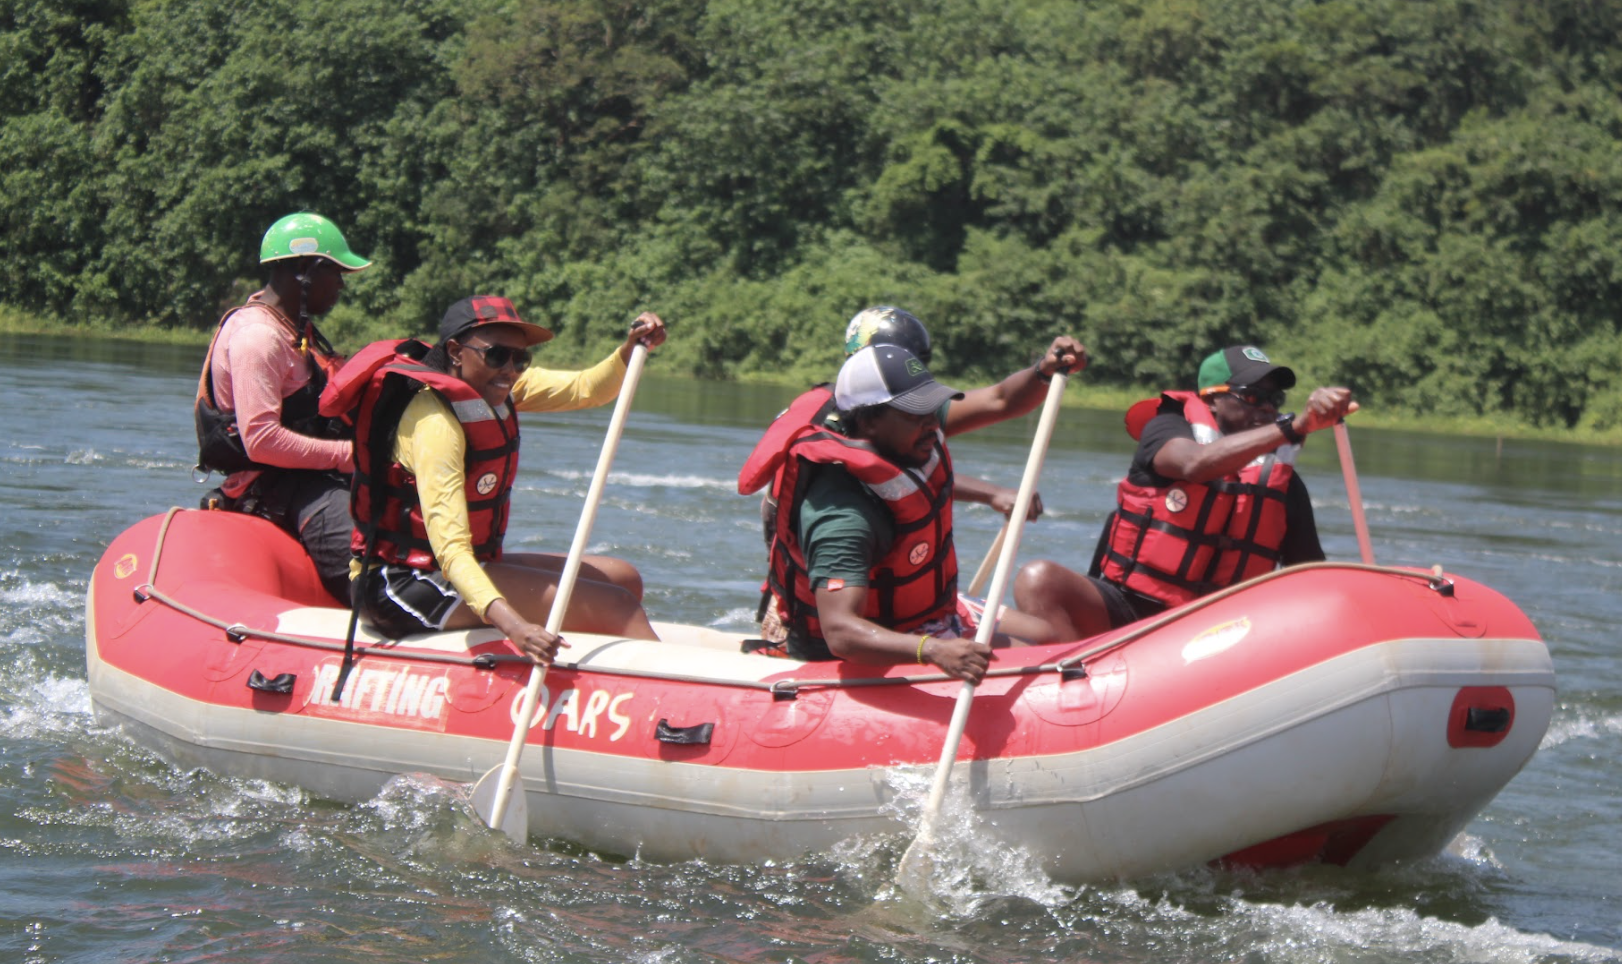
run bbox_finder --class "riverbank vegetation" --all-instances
[5,0,1621,438]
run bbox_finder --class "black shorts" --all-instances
[1090,576,1164,629]
[356,563,464,638]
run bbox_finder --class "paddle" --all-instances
[965,520,1008,597]
[471,341,651,840]
[896,371,1068,892]
[1333,421,1375,564]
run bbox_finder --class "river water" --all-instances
[1,332,1618,963]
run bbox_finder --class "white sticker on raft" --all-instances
[308,662,451,722]
[304,662,635,742]
[513,685,634,742]
[1181,616,1252,663]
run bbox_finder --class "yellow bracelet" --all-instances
[916,634,931,664]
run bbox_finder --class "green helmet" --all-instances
[259,212,370,271]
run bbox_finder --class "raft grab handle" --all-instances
[247,670,296,695]
[1465,707,1511,733]
[655,719,714,745]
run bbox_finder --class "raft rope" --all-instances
[129,508,1457,696]
[132,509,521,670]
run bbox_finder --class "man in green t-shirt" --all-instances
[778,346,1055,682]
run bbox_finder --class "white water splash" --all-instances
[708,607,759,629]
[1540,710,1622,749]
[212,779,307,820]
[0,675,92,741]
[0,575,83,649]
[364,772,470,832]
[870,765,1074,913]
[1232,900,1620,964]
[546,467,733,491]
[1446,831,1505,870]
[0,574,79,612]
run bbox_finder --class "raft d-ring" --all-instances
[132,584,153,604]
[225,623,250,644]
[1427,564,1456,597]
[770,680,800,702]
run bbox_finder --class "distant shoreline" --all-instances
[7,309,1618,446]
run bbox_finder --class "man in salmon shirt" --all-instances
[193,212,369,603]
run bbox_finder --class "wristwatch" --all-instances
[1275,412,1305,445]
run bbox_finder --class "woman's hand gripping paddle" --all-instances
[471,342,651,840]
[895,372,1068,894]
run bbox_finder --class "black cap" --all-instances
[1197,345,1296,391]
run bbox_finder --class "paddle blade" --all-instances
[966,522,1007,598]
[470,765,528,842]
[894,834,938,899]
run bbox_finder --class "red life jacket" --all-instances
[1099,391,1294,607]
[766,423,958,658]
[738,384,848,552]
[327,342,521,569]
[193,299,346,474]
[736,385,839,496]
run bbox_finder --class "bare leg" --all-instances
[989,607,1061,646]
[502,551,645,602]
[441,561,658,640]
[1014,559,1115,642]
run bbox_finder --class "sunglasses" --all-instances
[461,342,531,372]
[1227,384,1286,409]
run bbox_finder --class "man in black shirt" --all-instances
[1014,345,1357,638]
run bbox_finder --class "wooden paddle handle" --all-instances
[1333,421,1375,565]
[904,372,1068,868]
[484,343,651,833]
[966,522,1008,598]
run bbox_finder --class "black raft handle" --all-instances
[655,719,714,745]
[247,670,296,695]
[1465,706,1511,734]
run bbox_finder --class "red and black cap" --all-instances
[439,295,553,346]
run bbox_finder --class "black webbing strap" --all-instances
[330,524,378,703]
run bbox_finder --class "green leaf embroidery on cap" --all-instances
[906,358,926,376]
[1242,347,1269,362]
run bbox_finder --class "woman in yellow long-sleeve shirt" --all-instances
[348,295,664,661]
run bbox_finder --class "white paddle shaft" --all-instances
[966,521,1008,598]
[482,343,650,834]
[901,372,1067,870]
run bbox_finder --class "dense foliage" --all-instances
[4,0,1621,428]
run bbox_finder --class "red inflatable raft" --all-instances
[86,508,1554,882]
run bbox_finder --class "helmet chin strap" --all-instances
[292,260,340,358]
[296,264,312,329]
[287,259,321,356]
